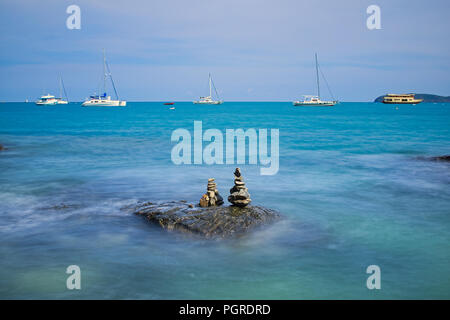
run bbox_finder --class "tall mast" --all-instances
[315,53,320,99]
[103,49,107,95]
[60,76,69,102]
[59,76,62,99]
[209,73,212,97]
[103,49,119,100]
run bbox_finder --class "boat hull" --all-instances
[37,100,68,105]
[36,102,58,105]
[82,100,126,107]
[293,101,337,107]
[382,99,423,104]
[193,101,223,105]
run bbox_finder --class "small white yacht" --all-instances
[36,76,69,105]
[82,93,126,107]
[36,94,59,105]
[293,53,338,107]
[82,49,126,107]
[193,73,223,105]
[56,76,69,104]
[294,95,336,106]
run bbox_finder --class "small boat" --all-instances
[293,53,337,107]
[382,94,423,104]
[82,49,126,107]
[193,73,223,105]
[36,76,69,105]
[56,76,69,104]
[36,94,59,105]
[164,102,175,105]
[169,107,175,110]
[294,95,336,106]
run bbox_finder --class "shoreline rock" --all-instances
[133,201,280,238]
[417,155,450,162]
[428,155,450,162]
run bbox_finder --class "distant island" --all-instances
[374,94,450,103]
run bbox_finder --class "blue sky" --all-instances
[0,0,449,101]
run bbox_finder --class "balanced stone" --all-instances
[228,168,251,207]
[199,194,209,207]
[199,178,224,207]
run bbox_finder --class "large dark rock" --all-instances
[133,201,280,238]
[417,155,450,162]
[428,155,450,162]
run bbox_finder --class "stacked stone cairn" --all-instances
[199,178,224,207]
[228,168,251,207]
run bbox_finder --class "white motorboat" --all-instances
[36,76,69,105]
[36,94,59,105]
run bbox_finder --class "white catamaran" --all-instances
[293,53,338,107]
[82,49,126,107]
[193,73,223,105]
[35,76,69,105]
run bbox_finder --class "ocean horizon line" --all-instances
[0,100,386,103]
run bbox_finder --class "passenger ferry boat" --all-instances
[293,53,337,107]
[82,49,126,107]
[193,73,223,105]
[382,94,423,104]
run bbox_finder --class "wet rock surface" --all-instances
[133,201,280,238]
[428,155,450,162]
[416,155,450,162]
[40,203,81,211]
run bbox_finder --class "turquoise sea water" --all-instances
[0,101,449,299]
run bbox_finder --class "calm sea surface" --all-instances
[0,102,449,299]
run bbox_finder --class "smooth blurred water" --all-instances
[0,101,449,299]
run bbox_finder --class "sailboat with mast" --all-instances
[56,76,69,104]
[82,49,126,107]
[35,76,69,105]
[293,53,337,107]
[193,73,223,105]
